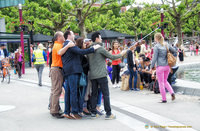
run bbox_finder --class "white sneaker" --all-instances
[112,84,116,88]
[117,83,120,88]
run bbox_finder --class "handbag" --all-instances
[79,72,87,87]
[165,45,176,67]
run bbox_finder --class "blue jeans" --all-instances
[128,67,137,90]
[97,89,102,107]
[64,74,80,115]
[78,76,88,113]
[0,60,2,69]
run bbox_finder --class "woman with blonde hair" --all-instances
[150,33,176,103]
[32,44,47,86]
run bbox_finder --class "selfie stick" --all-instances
[139,27,160,41]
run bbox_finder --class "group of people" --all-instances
[190,42,199,56]
[48,30,186,120]
[48,30,134,120]
[107,33,177,103]
[0,43,9,72]
[1,29,191,119]
[0,44,24,79]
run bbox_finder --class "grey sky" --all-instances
[134,0,162,4]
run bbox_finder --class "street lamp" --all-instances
[28,20,34,67]
[161,8,165,38]
[19,3,22,9]
[19,3,25,74]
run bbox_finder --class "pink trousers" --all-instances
[156,66,174,101]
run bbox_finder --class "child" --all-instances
[107,61,112,81]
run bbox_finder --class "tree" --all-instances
[137,4,160,45]
[182,4,200,37]
[161,0,199,45]
[121,7,141,41]
[30,0,73,33]
[0,1,66,35]
[85,10,115,32]
[65,0,134,37]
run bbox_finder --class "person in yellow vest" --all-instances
[32,43,47,86]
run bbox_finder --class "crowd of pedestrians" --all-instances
[47,30,133,119]
[46,30,190,119]
[1,28,200,120]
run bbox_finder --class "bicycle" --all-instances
[0,61,11,84]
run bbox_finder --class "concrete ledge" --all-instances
[173,62,200,96]
[173,79,200,96]
[177,62,200,73]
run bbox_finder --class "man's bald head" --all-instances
[54,31,63,40]
[54,31,65,43]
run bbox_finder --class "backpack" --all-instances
[153,80,160,94]
[149,80,160,94]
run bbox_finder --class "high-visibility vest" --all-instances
[33,49,45,64]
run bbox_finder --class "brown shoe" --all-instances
[172,94,175,101]
[63,114,74,119]
[51,113,64,119]
[70,113,82,119]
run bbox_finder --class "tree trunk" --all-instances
[79,22,87,38]
[134,30,138,41]
[149,34,152,48]
[176,17,183,46]
[192,30,195,37]
[77,9,87,38]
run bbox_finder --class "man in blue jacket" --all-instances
[60,30,100,119]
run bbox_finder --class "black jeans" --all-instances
[91,77,111,116]
[143,73,152,84]
[17,62,22,78]
[139,72,144,83]
[112,65,120,84]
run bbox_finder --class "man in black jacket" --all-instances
[127,45,139,91]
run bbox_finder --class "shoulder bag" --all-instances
[165,45,176,67]
[79,72,87,87]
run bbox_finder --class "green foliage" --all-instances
[0,0,199,40]
[162,0,199,42]
[24,52,29,62]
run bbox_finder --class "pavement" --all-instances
[0,53,200,131]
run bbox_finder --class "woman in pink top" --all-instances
[14,46,24,78]
[189,43,194,56]
[110,41,121,88]
[195,42,199,56]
